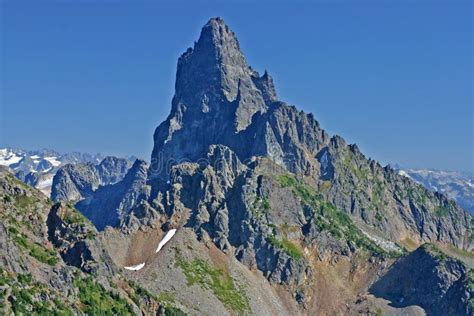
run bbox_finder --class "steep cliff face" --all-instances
[150,18,273,183]
[51,163,100,202]
[76,159,150,230]
[50,157,145,230]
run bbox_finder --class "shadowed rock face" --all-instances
[51,157,149,231]
[46,202,114,274]
[370,244,473,316]
[76,159,149,230]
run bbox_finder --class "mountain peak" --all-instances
[167,17,270,137]
[175,17,250,104]
[199,17,239,49]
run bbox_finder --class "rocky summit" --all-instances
[1,17,473,315]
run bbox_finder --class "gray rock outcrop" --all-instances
[370,244,473,315]
[76,159,150,230]
[51,156,133,202]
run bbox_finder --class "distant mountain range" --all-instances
[396,167,474,214]
[0,148,135,196]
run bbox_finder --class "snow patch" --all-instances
[360,229,400,252]
[398,170,411,179]
[156,229,177,253]
[124,262,145,271]
[44,156,61,167]
[320,150,329,170]
[37,177,53,190]
[0,154,22,166]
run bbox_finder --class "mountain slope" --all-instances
[0,166,310,315]
[0,167,166,314]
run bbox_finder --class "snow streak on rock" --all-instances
[124,262,145,271]
[156,229,177,253]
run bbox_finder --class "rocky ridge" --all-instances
[51,156,133,202]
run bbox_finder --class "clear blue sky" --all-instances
[1,0,472,171]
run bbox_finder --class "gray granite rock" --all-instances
[51,156,132,203]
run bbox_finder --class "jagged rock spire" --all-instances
[175,17,250,103]
[172,17,271,131]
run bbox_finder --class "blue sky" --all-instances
[1,0,472,171]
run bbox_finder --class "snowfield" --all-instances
[0,151,22,167]
[156,229,177,253]
[360,229,401,252]
[44,156,61,167]
[124,262,145,271]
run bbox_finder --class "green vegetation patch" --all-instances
[266,235,302,259]
[320,180,331,192]
[261,197,270,211]
[3,195,13,203]
[422,243,448,261]
[277,174,401,258]
[375,212,383,222]
[370,180,387,210]
[277,174,322,206]
[14,194,36,210]
[127,280,159,307]
[73,274,133,315]
[434,205,450,217]
[157,291,176,305]
[469,269,474,310]
[8,226,58,265]
[251,197,271,215]
[156,291,187,315]
[467,269,474,290]
[163,305,187,316]
[63,203,90,227]
[1,267,73,315]
[6,174,31,190]
[175,253,249,314]
[448,245,474,260]
[0,267,12,286]
[342,153,369,181]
